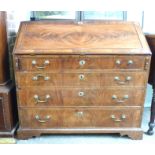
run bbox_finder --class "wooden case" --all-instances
[0,11,18,137]
[0,11,9,84]
[0,82,17,137]
[13,21,151,140]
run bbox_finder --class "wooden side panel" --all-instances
[145,35,155,85]
[0,83,18,131]
[0,11,9,83]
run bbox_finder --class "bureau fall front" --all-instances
[13,21,151,139]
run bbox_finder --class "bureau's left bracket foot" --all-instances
[16,129,41,140]
[120,131,143,140]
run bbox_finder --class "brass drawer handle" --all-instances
[128,60,133,65]
[79,60,86,66]
[32,74,50,81]
[35,115,51,123]
[111,114,126,122]
[32,60,50,69]
[79,74,85,80]
[34,94,51,104]
[114,76,132,85]
[116,60,121,65]
[112,95,129,103]
[78,91,85,97]
[76,111,84,117]
[116,60,134,66]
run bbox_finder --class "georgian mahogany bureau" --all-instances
[13,21,151,140]
[0,11,17,137]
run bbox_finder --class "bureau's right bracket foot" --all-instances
[120,131,143,140]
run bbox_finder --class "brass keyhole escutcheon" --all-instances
[78,91,85,97]
[79,60,86,66]
[79,74,85,80]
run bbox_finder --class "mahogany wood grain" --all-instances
[14,21,151,55]
[15,72,147,87]
[17,88,145,107]
[14,55,146,72]
[0,11,9,84]
[18,107,142,129]
[13,21,151,139]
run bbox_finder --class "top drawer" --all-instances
[14,55,147,72]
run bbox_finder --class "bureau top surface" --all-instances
[13,20,151,55]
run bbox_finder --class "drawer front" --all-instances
[114,56,145,69]
[103,72,147,87]
[16,72,101,87]
[15,55,114,71]
[19,108,142,129]
[15,55,146,72]
[16,72,147,87]
[18,88,145,107]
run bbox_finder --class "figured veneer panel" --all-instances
[19,107,142,129]
[17,88,145,107]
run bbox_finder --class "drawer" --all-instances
[16,72,147,87]
[19,107,142,129]
[14,55,146,72]
[16,72,101,87]
[102,72,147,87]
[114,56,146,70]
[17,88,145,107]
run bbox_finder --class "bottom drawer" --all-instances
[19,108,142,129]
